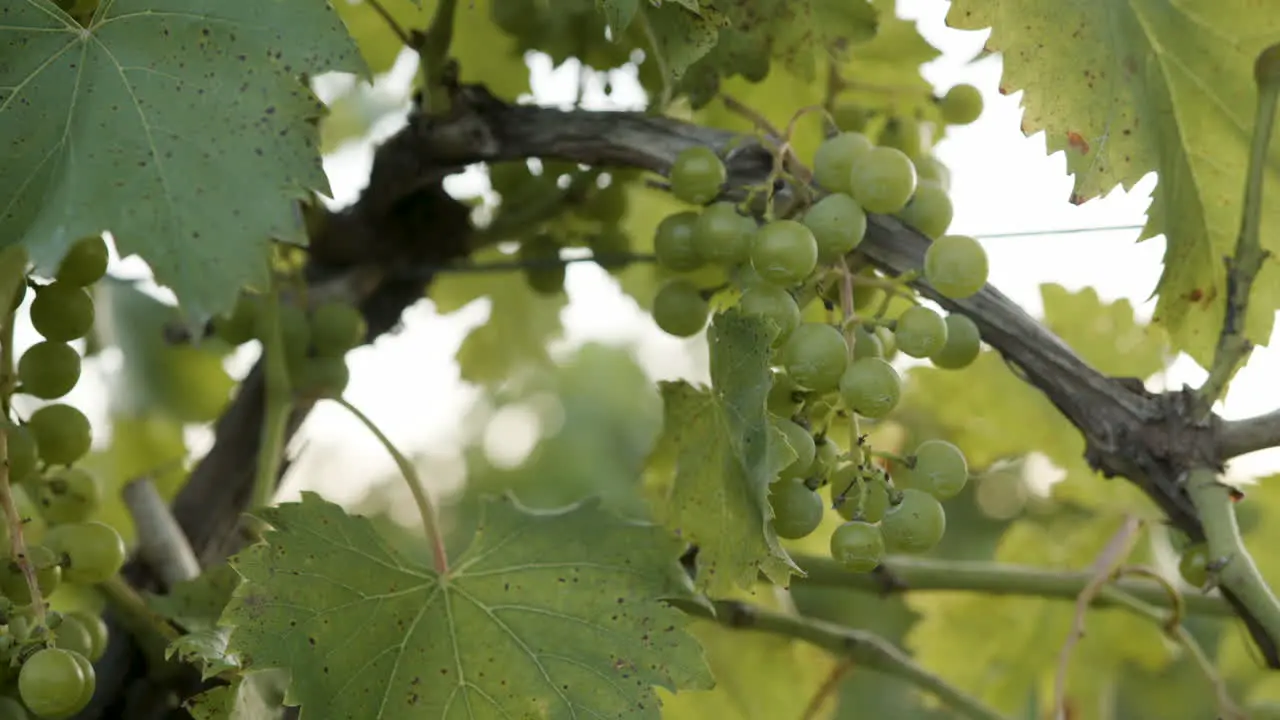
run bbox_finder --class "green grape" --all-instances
[589,227,632,272]
[737,283,800,347]
[878,118,923,159]
[36,468,102,525]
[831,104,870,132]
[69,651,95,715]
[750,220,818,286]
[809,436,840,480]
[30,283,94,342]
[17,341,80,400]
[4,424,38,483]
[28,404,92,467]
[802,193,867,263]
[895,180,953,240]
[774,417,816,480]
[293,356,350,399]
[780,323,849,393]
[875,326,898,361]
[18,648,87,719]
[913,155,951,191]
[254,301,311,364]
[653,211,704,272]
[839,357,901,419]
[55,236,109,288]
[812,132,873,194]
[651,280,709,338]
[66,611,107,662]
[767,369,805,417]
[924,234,989,299]
[693,202,753,265]
[310,301,367,357]
[850,324,883,361]
[669,146,726,205]
[0,696,27,719]
[581,181,628,224]
[212,293,259,346]
[908,440,969,500]
[848,146,918,214]
[881,489,947,553]
[1179,544,1211,587]
[53,613,94,659]
[940,84,984,125]
[894,306,948,359]
[831,465,890,523]
[930,314,981,370]
[769,478,825,540]
[44,521,126,585]
[830,521,885,573]
[0,545,61,604]
[520,235,566,296]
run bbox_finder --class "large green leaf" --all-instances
[948,0,1280,366]
[221,493,712,719]
[0,0,363,320]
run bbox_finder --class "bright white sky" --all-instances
[31,0,1280,516]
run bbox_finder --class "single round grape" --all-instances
[895,180,953,240]
[69,651,95,714]
[913,155,951,191]
[293,356,350,400]
[878,118,923,159]
[520,235,566,296]
[0,545,61,604]
[894,306,948,359]
[908,440,969,500]
[0,696,27,719]
[28,404,92,467]
[940,84,984,125]
[254,302,311,364]
[750,220,818,286]
[581,181,628,224]
[769,478,824,539]
[669,146,726,205]
[831,465,890,522]
[54,613,95,659]
[781,323,849,393]
[802,193,867,263]
[848,147,918,214]
[832,105,870,132]
[17,341,80,400]
[309,301,367,357]
[56,236,109,288]
[850,324,883,361]
[18,648,87,719]
[737,283,800,346]
[930,314,982,370]
[1179,544,1211,587]
[924,234,989,299]
[37,467,102,525]
[4,423,38,483]
[45,521,126,585]
[839,358,901,419]
[774,417,816,480]
[589,227,632,273]
[653,212,704,272]
[30,283,94,342]
[875,326,898,361]
[66,611,107,662]
[809,436,840,479]
[830,521,885,573]
[812,132,873,194]
[652,280,709,338]
[881,489,947,553]
[212,293,259,346]
[693,202,753,265]
[767,369,805,417]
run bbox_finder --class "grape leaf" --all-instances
[169,627,242,679]
[641,2,724,83]
[220,492,713,719]
[599,0,640,33]
[0,0,363,321]
[709,0,878,81]
[150,564,243,632]
[948,0,1280,366]
[650,311,802,596]
[186,675,279,720]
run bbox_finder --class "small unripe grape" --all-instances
[839,357,901,419]
[30,283,95,342]
[913,155,951,191]
[930,314,981,370]
[45,521,127,584]
[4,423,38,483]
[833,466,891,523]
[17,341,81,399]
[767,369,805,417]
[293,356,350,399]
[781,323,849,393]
[878,118,924,159]
[255,302,311,365]
[940,84,984,125]
[832,105,870,132]
[581,181,628,224]
[56,235,109,287]
[69,651,96,714]
[19,648,88,718]
[750,220,818,286]
[830,521,885,572]
[875,325,898,360]
[924,234,989,299]
[894,306,948,358]
[1179,544,1211,587]
[802,193,867,263]
[310,301,367,357]
[848,147,917,214]
[881,489,947,553]
[520,235,566,296]
[654,212,704,272]
[737,283,800,346]
[669,146,726,205]
[769,478,824,539]
[850,324,883,361]
[813,132,873,194]
[54,613,95,659]
[37,467,103,525]
[908,440,968,500]
[1,544,61,603]
[774,417,816,479]
[67,611,108,662]
[694,202,753,265]
[895,180,953,239]
[28,403,92,466]
[810,436,841,479]
[212,293,259,346]
[651,280,709,338]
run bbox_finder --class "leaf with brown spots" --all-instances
[220,492,712,719]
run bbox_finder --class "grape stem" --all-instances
[0,429,45,627]
[98,574,181,660]
[328,397,448,575]
[720,94,784,143]
[799,658,853,720]
[413,0,459,115]
[253,288,295,512]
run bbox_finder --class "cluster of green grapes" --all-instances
[0,236,126,718]
[648,123,991,574]
[211,292,368,400]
